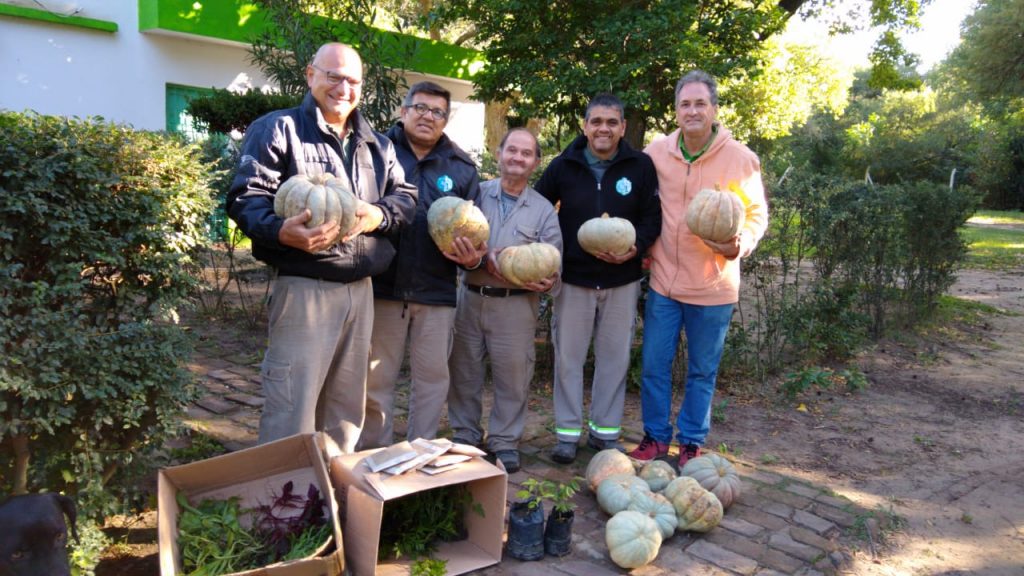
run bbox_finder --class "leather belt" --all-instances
[466,283,529,297]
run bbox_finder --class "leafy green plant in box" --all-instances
[378,484,482,561]
[0,112,214,527]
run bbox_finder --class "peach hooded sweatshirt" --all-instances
[643,125,768,306]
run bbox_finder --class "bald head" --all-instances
[306,43,364,127]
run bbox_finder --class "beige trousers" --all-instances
[257,275,373,453]
[447,289,541,452]
[551,280,641,443]
[361,299,456,449]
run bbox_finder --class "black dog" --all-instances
[0,493,78,576]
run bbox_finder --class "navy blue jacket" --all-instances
[227,94,417,283]
[534,135,661,289]
[373,123,482,306]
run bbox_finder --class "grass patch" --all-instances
[962,210,1024,270]
[968,210,1024,226]
[921,295,1016,337]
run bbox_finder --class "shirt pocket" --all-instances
[515,224,540,243]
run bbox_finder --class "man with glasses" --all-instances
[227,43,416,452]
[361,82,485,449]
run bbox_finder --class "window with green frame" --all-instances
[166,84,232,240]
[165,83,213,141]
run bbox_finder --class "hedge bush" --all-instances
[187,88,301,135]
[732,167,977,380]
[0,112,213,520]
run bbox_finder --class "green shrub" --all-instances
[731,167,973,382]
[187,88,301,135]
[0,112,213,521]
[899,181,979,313]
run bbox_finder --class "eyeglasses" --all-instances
[406,102,448,121]
[310,64,362,88]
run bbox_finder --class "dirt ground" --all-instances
[95,222,1023,575]
[698,238,1024,574]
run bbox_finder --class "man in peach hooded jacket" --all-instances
[628,70,769,471]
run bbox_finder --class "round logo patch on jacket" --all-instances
[615,177,633,196]
[437,174,454,193]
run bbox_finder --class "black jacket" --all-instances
[227,93,417,283]
[534,135,661,289]
[373,123,482,306]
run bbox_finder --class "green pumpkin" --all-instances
[273,173,358,243]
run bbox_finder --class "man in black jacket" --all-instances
[535,93,661,463]
[227,43,417,452]
[361,81,485,448]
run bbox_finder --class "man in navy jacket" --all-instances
[227,43,416,452]
[362,81,485,448]
[535,93,661,463]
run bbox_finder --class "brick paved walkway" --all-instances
[185,342,869,576]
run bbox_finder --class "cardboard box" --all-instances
[328,448,506,576]
[158,433,344,576]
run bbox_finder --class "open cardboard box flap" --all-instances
[328,444,507,576]
[158,433,344,576]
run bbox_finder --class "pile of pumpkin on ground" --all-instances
[585,449,741,569]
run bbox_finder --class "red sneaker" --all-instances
[627,435,669,461]
[678,443,702,470]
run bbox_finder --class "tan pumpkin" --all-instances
[685,187,745,243]
[426,196,490,253]
[638,459,677,493]
[680,453,742,509]
[497,242,560,287]
[274,173,359,242]
[596,473,650,516]
[663,476,723,533]
[577,213,636,257]
[605,510,662,569]
[627,489,678,539]
[585,448,636,493]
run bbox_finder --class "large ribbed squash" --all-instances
[426,196,490,253]
[680,453,742,509]
[577,213,636,257]
[585,448,635,493]
[273,173,358,242]
[596,473,650,516]
[497,242,560,287]
[627,489,678,540]
[605,510,662,569]
[685,187,744,243]
[663,476,723,533]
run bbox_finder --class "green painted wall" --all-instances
[138,0,483,81]
[0,2,117,32]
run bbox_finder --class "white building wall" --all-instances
[0,0,484,153]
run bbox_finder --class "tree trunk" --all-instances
[625,109,648,151]
[417,0,440,41]
[12,434,29,495]
[484,100,511,155]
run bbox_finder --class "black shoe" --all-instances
[494,449,520,473]
[451,436,485,451]
[587,435,625,452]
[550,441,578,464]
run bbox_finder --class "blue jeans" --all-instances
[639,289,733,446]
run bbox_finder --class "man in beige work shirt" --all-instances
[447,128,562,472]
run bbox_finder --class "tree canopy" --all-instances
[435,0,927,146]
